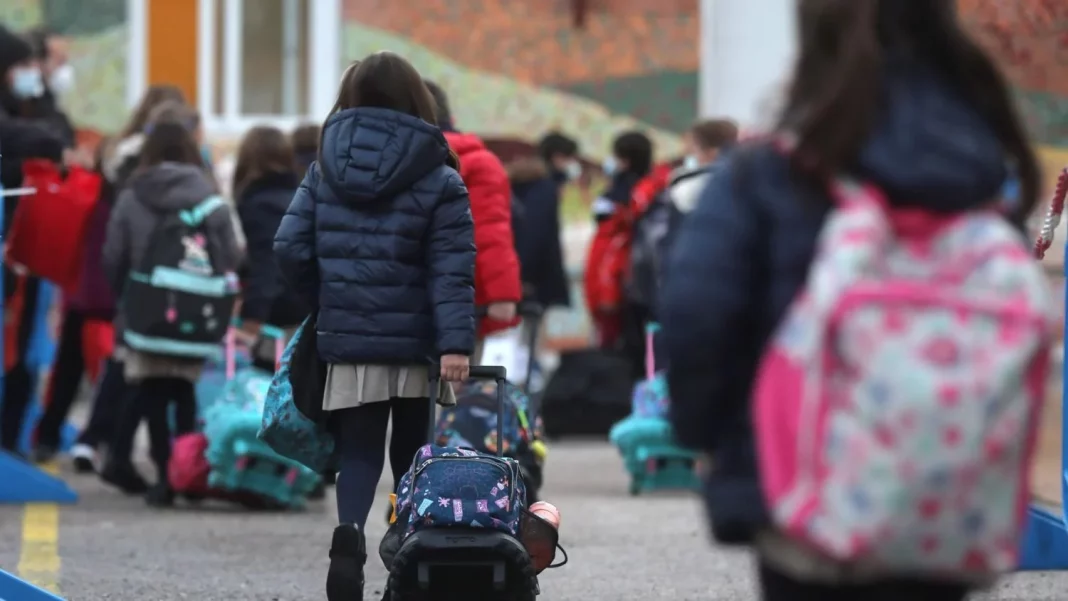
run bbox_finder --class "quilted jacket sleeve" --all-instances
[659,155,762,451]
[273,165,320,308]
[427,170,477,356]
[101,189,135,296]
[464,149,522,320]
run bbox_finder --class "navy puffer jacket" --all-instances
[660,61,1011,545]
[273,107,476,365]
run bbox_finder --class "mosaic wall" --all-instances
[339,0,699,163]
[959,0,1068,147]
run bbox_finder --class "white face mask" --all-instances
[48,64,75,95]
[564,160,582,181]
[10,67,44,99]
[602,156,618,176]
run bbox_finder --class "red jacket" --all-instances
[584,164,673,343]
[444,132,522,336]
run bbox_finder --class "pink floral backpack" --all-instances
[753,138,1057,577]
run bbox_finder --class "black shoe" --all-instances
[309,482,326,500]
[32,444,58,464]
[327,524,366,601]
[145,483,175,507]
[100,461,150,494]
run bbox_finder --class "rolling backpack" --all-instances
[753,136,1057,577]
[170,329,322,509]
[609,323,699,495]
[383,367,556,600]
[122,195,238,358]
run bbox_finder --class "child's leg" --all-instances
[78,358,128,449]
[141,378,174,479]
[171,379,197,436]
[34,309,86,456]
[142,377,179,506]
[333,403,391,529]
[387,397,431,488]
[100,377,149,493]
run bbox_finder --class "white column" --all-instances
[699,0,797,130]
[196,0,216,122]
[222,0,243,122]
[308,0,341,123]
[281,0,301,115]
[125,0,147,109]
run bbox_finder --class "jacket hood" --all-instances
[853,63,1007,211]
[319,107,451,203]
[128,162,219,212]
[507,156,549,185]
[443,130,489,158]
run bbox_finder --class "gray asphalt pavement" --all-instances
[2,440,1068,600]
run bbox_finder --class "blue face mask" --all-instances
[10,67,44,99]
[683,155,701,170]
[200,146,214,167]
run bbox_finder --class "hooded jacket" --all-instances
[660,62,1012,545]
[443,131,522,335]
[509,157,570,308]
[236,171,309,327]
[103,162,243,339]
[273,107,476,365]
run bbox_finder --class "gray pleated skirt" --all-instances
[322,364,456,411]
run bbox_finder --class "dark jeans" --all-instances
[77,358,128,449]
[758,561,970,601]
[333,398,431,529]
[0,276,41,452]
[0,362,35,452]
[36,310,85,448]
[108,377,197,482]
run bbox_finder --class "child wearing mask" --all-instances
[273,52,475,601]
[100,101,242,505]
[508,132,580,310]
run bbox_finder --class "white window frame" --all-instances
[196,0,340,137]
[126,0,339,136]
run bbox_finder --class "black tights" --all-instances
[758,561,970,601]
[333,399,431,529]
[108,377,197,483]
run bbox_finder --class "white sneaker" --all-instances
[71,443,97,474]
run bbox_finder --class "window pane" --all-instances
[240,0,308,115]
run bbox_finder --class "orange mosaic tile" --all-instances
[341,0,699,86]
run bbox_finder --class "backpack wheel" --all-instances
[629,480,642,496]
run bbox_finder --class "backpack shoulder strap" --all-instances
[179,195,226,226]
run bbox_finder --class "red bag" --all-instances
[81,319,114,383]
[169,433,213,495]
[7,160,102,292]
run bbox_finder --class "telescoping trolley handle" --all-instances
[428,365,508,456]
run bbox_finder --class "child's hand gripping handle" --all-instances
[427,365,508,454]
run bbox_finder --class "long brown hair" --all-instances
[325,53,459,170]
[779,0,1039,220]
[137,101,204,171]
[291,122,321,178]
[119,84,187,139]
[232,125,296,199]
